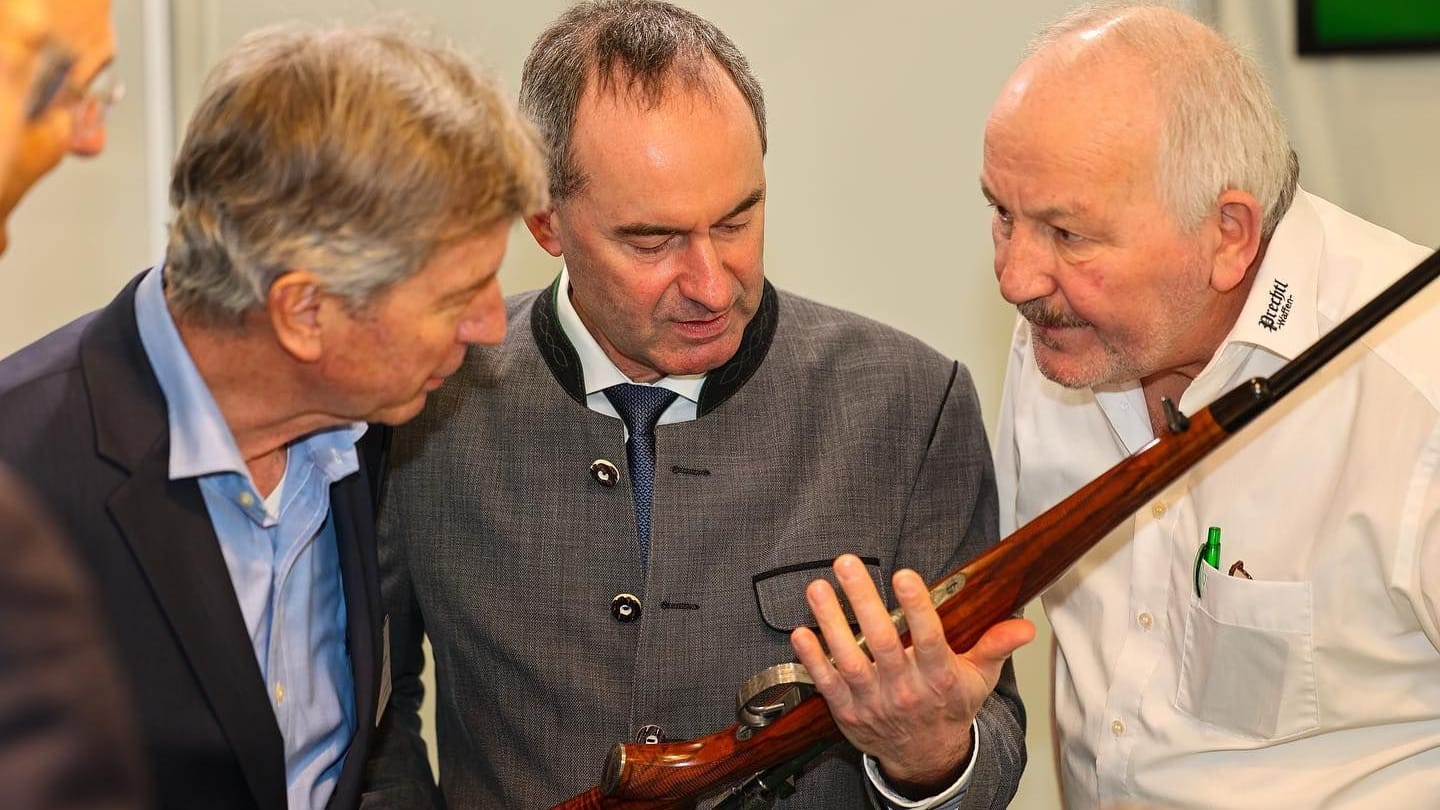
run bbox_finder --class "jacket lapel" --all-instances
[324,468,380,810]
[84,274,287,809]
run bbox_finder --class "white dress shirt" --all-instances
[995,190,1440,809]
[555,268,976,809]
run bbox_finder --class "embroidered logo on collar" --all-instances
[1259,279,1294,332]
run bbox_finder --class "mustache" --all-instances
[1018,299,1091,329]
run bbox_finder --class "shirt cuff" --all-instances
[862,719,977,810]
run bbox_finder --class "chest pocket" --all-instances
[751,557,887,632]
[1175,564,1319,739]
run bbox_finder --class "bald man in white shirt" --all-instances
[985,5,1440,809]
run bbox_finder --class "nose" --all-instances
[995,223,1057,306]
[676,236,732,313]
[68,100,108,156]
[456,284,507,346]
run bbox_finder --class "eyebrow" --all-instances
[612,187,766,239]
[442,273,493,305]
[979,180,1086,220]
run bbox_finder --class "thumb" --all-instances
[967,618,1036,670]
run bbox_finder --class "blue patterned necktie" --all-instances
[603,383,680,567]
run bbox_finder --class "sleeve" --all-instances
[863,721,978,809]
[360,462,442,810]
[0,466,147,810]
[880,359,1027,810]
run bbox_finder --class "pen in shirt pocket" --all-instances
[1192,526,1221,597]
[1194,526,1257,596]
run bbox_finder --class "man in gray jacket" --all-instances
[363,2,1031,808]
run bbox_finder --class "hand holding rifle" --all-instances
[793,555,1034,796]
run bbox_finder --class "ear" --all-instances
[525,207,565,257]
[267,271,326,363]
[1209,189,1264,294]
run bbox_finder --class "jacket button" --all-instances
[636,724,665,744]
[591,459,620,487]
[611,593,641,623]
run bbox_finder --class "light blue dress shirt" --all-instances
[134,266,365,810]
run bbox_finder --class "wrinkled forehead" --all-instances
[987,47,1162,163]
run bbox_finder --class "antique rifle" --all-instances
[552,247,1440,810]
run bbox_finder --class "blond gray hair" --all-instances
[1029,3,1298,238]
[519,0,766,200]
[164,22,548,324]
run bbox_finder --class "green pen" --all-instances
[1204,526,1222,569]
[1193,526,1222,597]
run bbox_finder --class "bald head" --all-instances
[993,3,1296,238]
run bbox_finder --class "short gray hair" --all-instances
[165,22,548,325]
[519,0,766,200]
[1029,3,1299,238]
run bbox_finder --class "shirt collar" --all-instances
[554,265,707,403]
[1179,189,1324,412]
[1223,189,1322,361]
[134,265,365,482]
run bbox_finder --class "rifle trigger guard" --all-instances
[735,662,816,734]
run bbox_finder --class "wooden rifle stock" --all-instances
[551,248,1440,810]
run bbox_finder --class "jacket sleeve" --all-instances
[892,360,1027,810]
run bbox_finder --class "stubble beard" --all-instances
[1024,250,1213,390]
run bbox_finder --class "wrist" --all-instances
[880,734,974,799]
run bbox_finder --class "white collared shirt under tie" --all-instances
[995,190,1440,809]
[555,266,975,809]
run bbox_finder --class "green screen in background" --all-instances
[1299,0,1440,53]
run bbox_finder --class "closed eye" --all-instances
[628,236,674,255]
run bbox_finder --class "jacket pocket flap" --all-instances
[751,556,886,632]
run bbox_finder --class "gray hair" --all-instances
[519,0,766,200]
[164,22,548,325]
[1028,3,1299,238]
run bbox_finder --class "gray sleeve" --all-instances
[360,468,442,810]
[894,361,1026,810]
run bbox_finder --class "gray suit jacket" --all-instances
[0,464,145,810]
[363,281,1025,808]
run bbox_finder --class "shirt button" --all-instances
[591,459,620,488]
[1150,501,1167,518]
[611,593,642,623]
[238,492,255,507]
[1137,612,1154,629]
[274,682,285,704]
[636,724,665,744]
[1111,718,1126,736]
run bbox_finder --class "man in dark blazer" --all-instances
[363,3,1033,809]
[1,2,145,807]
[0,22,546,810]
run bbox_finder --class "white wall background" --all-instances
[1,2,1434,808]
